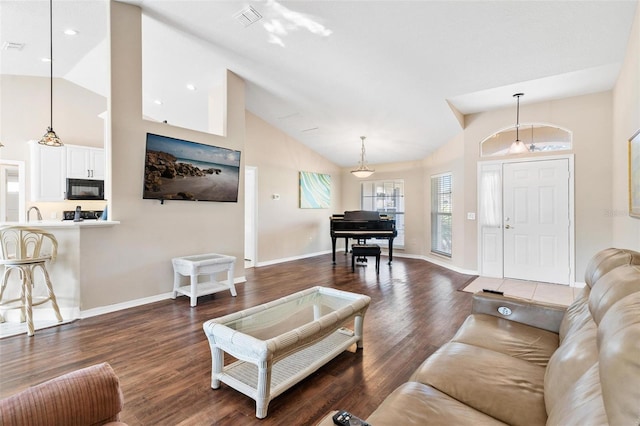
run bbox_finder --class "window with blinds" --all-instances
[431,173,452,257]
[361,180,405,247]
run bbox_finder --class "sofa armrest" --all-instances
[0,363,125,426]
[472,292,567,333]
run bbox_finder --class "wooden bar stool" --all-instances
[0,226,63,336]
[351,244,381,273]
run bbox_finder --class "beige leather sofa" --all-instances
[0,363,126,426]
[318,248,640,425]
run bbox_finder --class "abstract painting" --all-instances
[299,171,331,209]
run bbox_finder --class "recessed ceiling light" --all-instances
[186,84,196,91]
[64,29,78,36]
[154,99,163,105]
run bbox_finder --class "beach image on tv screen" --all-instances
[143,133,241,202]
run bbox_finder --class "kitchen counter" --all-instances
[0,220,120,228]
[0,221,119,326]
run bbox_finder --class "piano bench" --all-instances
[351,244,381,273]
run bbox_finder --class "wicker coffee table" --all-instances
[203,286,371,418]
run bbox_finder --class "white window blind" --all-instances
[431,173,452,257]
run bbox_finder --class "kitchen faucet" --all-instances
[26,206,43,222]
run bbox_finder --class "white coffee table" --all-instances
[172,253,236,307]
[203,286,371,418]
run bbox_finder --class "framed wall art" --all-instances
[299,171,331,209]
[143,133,241,202]
[629,129,640,218]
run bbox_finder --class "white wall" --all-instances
[75,2,246,310]
[612,3,640,250]
[245,112,342,264]
[340,91,615,282]
[462,92,613,279]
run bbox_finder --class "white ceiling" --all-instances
[1,0,637,167]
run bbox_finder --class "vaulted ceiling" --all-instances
[1,0,637,166]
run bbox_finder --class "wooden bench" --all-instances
[351,244,381,273]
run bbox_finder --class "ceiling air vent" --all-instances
[234,5,262,27]
[2,42,25,51]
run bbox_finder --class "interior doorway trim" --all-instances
[477,154,575,285]
[244,166,258,268]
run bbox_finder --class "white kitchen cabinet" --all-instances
[66,145,105,180]
[29,141,66,202]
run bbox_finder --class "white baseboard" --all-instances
[256,250,335,267]
[80,292,174,319]
[392,252,478,276]
[80,276,247,319]
[1,306,79,322]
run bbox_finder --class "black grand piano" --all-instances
[330,210,397,264]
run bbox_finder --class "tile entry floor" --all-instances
[462,276,580,307]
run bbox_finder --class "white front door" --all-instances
[503,159,570,284]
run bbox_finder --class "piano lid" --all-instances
[342,210,380,221]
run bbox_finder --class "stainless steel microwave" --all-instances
[66,178,105,200]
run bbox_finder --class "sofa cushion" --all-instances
[544,318,598,414]
[583,248,640,288]
[588,264,640,324]
[598,291,640,425]
[366,382,508,426]
[547,261,640,422]
[545,363,608,425]
[558,288,590,343]
[410,342,546,426]
[451,314,559,367]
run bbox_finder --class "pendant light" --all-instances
[351,136,374,178]
[508,93,528,154]
[38,0,63,147]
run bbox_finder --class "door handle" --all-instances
[505,224,512,229]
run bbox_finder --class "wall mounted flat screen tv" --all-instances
[143,133,241,202]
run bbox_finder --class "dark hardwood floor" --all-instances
[0,253,476,425]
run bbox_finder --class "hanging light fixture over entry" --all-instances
[351,136,374,178]
[508,93,528,154]
[38,0,63,147]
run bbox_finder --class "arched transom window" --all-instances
[481,123,572,157]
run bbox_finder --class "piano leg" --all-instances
[344,238,349,255]
[332,237,337,264]
[388,238,394,264]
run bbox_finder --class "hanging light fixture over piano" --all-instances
[351,136,374,178]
